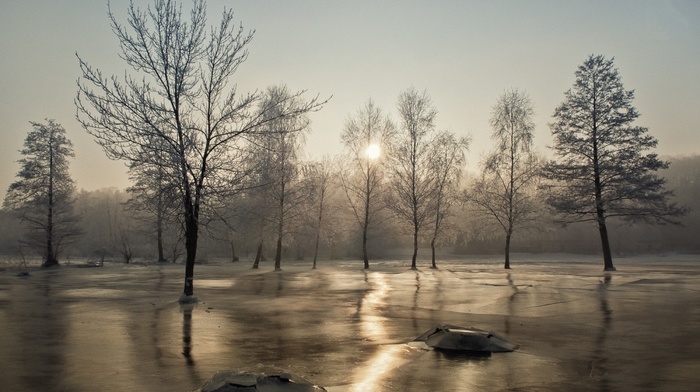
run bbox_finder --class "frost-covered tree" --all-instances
[470,89,541,269]
[306,156,338,269]
[255,85,312,271]
[426,131,469,269]
[542,55,686,271]
[125,137,181,263]
[3,120,80,267]
[76,0,324,299]
[340,99,395,269]
[387,88,438,270]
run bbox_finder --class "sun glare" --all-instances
[366,144,381,159]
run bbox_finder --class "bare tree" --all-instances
[387,88,438,270]
[3,120,81,267]
[470,89,542,269]
[76,0,324,299]
[238,148,275,269]
[254,85,312,271]
[306,156,338,269]
[125,140,180,262]
[542,55,685,271]
[73,188,125,256]
[249,199,272,269]
[116,224,134,263]
[427,131,469,269]
[340,99,395,269]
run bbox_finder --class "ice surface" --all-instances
[1,254,700,391]
[197,368,326,391]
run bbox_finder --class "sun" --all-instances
[365,143,381,159]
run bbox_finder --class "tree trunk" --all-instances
[504,233,512,269]
[44,136,58,267]
[182,200,198,298]
[274,236,283,271]
[230,240,238,262]
[312,193,324,270]
[411,226,418,270]
[157,208,166,262]
[183,223,197,297]
[45,196,57,267]
[362,225,369,270]
[592,125,615,272]
[506,128,515,271]
[312,187,326,269]
[253,241,263,269]
[431,202,441,270]
[275,178,285,271]
[155,183,166,262]
[312,231,320,269]
[597,215,615,271]
[157,234,165,262]
[362,166,370,270]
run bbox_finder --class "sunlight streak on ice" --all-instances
[349,345,409,391]
[360,273,390,341]
[349,273,412,390]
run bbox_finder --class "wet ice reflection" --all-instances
[182,304,195,366]
[349,345,411,391]
[195,279,234,289]
[65,306,137,387]
[350,272,403,389]
[590,273,612,386]
[359,272,390,341]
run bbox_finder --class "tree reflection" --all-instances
[591,273,612,391]
[181,303,195,367]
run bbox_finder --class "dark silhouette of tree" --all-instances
[76,0,324,299]
[3,120,80,267]
[470,89,541,269]
[387,88,437,270]
[542,55,686,271]
[427,131,469,269]
[340,100,395,269]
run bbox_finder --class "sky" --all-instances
[1,0,699,203]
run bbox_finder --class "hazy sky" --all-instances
[1,0,699,202]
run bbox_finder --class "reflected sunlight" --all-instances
[350,345,409,392]
[350,273,407,390]
[360,273,390,341]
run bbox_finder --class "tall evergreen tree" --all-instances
[3,120,80,266]
[543,55,685,270]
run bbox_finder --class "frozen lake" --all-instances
[1,254,699,391]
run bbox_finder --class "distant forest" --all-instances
[1,154,697,263]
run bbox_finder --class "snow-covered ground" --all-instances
[1,254,699,391]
